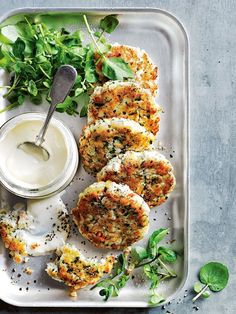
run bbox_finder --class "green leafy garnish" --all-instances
[147,228,169,258]
[149,293,165,306]
[12,37,25,59]
[192,262,229,302]
[78,93,90,117]
[193,282,211,298]
[91,228,177,306]
[99,15,119,34]
[102,57,134,80]
[91,250,131,301]
[84,47,98,83]
[56,96,79,116]
[0,14,133,115]
[83,15,134,81]
[158,246,177,263]
[28,80,38,97]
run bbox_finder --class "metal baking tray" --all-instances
[0,8,189,307]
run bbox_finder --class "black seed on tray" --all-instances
[17,274,21,278]
[193,306,199,311]
[12,268,16,273]
[19,288,22,291]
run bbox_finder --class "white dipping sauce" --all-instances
[0,119,68,189]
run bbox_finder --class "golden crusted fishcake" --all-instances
[95,44,158,95]
[79,118,154,175]
[46,244,114,296]
[97,151,176,208]
[88,81,162,135]
[72,181,150,249]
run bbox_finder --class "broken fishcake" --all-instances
[0,196,70,263]
[46,244,115,296]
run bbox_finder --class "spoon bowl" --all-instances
[17,142,49,161]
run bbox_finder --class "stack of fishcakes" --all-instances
[73,45,176,250]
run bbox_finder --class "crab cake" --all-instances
[97,151,176,208]
[95,44,158,95]
[79,117,155,175]
[46,244,114,296]
[72,181,150,249]
[88,81,162,135]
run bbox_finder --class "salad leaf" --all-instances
[192,262,229,302]
[78,92,90,117]
[131,246,148,264]
[102,57,134,80]
[85,48,98,83]
[158,246,177,263]
[199,262,229,292]
[194,282,211,298]
[28,80,38,96]
[56,96,79,116]
[149,293,165,306]
[12,37,25,59]
[100,15,119,34]
[147,228,169,258]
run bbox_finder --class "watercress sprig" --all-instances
[91,228,178,306]
[192,262,229,302]
[83,14,134,81]
[0,14,133,116]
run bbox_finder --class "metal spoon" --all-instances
[18,65,77,161]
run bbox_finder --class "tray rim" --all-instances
[0,6,189,308]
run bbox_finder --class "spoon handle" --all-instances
[35,65,77,146]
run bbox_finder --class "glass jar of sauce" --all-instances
[0,112,79,198]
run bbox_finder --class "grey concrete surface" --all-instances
[0,0,235,313]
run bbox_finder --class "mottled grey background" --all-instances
[0,0,235,313]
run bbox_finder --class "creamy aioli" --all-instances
[0,195,70,260]
[0,119,68,189]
